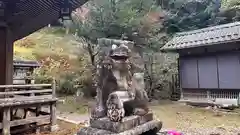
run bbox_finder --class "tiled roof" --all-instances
[161,22,240,51]
[2,0,88,41]
[13,60,40,67]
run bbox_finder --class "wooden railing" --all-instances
[182,90,240,107]
[0,81,57,135]
[13,76,36,85]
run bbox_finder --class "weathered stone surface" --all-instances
[139,112,153,125]
[90,113,153,133]
[97,38,144,72]
[92,38,149,120]
[78,120,162,135]
[117,120,162,135]
[79,38,162,135]
[78,127,113,135]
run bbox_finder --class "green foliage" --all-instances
[222,0,240,8]
[162,0,223,34]
[220,0,240,22]
[161,0,240,34]
[69,0,240,99]
[58,73,79,95]
[144,52,178,99]
[72,0,163,50]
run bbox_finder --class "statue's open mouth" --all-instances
[110,55,129,61]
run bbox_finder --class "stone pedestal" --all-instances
[77,112,162,135]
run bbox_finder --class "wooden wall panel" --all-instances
[217,53,240,89]
[180,58,199,88]
[198,56,218,88]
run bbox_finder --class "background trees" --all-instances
[14,0,240,99]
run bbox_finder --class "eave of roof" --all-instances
[13,60,40,67]
[161,21,240,52]
[2,0,88,41]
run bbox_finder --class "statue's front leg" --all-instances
[91,88,106,119]
[127,90,135,100]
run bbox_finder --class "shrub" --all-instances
[57,73,79,95]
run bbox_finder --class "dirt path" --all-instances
[57,111,89,125]
[41,106,89,125]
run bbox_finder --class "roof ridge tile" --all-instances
[162,21,240,51]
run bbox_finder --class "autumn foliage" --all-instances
[14,28,92,95]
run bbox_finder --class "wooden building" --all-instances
[13,60,40,84]
[161,22,240,107]
[0,0,88,135]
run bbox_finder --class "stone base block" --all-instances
[90,112,153,133]
[50,124,59,132]
[77,120,162,135]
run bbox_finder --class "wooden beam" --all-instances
[27,107,50,115]
[0,95,57,107]
[50,103,57,131]
[0,115,50,129]
[0,89,52,96]
[7,0,54,27]
[10,123,49,134]
[12,0,89,41]
[50,79,58,131]
[0,95,54,102]
[36,104,41,134]
[0,84,51,88]
[13,1,60,41]
[52,79,56,98]
[0,27,13,90]
[2,107,10,135]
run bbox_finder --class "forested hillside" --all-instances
[14,28,92,95]
[14,0,240,99]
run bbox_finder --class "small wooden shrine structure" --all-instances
[13,60,40,85]
[0,0,88,134]
[161,22,240,107]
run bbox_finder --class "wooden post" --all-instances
[50,103,58,131]
[180,88,184,100]
[207,90,210,102]
[0,27,13,89]
[0,26,13,134]
[238,92,240,107]
[36,104,41,134]
[2,107,11,135]
[50,78,58,131]
[52,78,56,98]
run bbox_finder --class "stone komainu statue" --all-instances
[91,42,149,122]
[78,39,162,135]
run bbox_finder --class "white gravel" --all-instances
[158,127,240,135]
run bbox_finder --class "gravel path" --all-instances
[178,127,240,135]
[49,99,240,135]
[158,127,240,135]
[42,106,89,125]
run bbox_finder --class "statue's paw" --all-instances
[128,92,135,99]
[107,108,125,122]
[133,108,148,116]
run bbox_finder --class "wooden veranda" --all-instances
[0,82,57,135]
[0,0,88,134]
